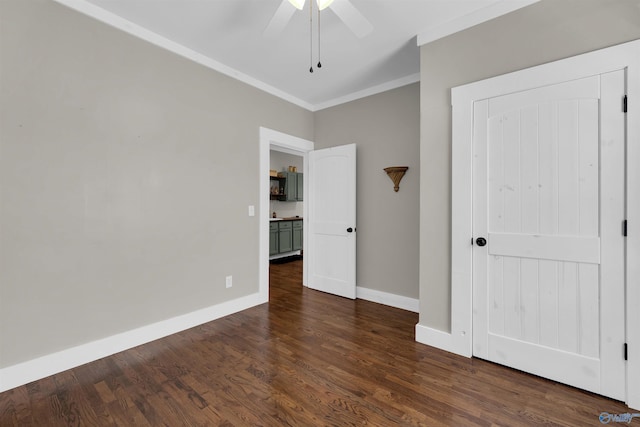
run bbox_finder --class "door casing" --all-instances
[445,40,640,409]
[259,127,314,300]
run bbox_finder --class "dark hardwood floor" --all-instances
[0,259,630,426]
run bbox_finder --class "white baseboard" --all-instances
[415,323,470,357]
[0,292,266,393]
[268,250,302,261]
[356,287,419,313]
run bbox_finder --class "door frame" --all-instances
[259,127,314,300]
[447,40,640,408]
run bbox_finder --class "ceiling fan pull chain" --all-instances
[309,0,314,73]
[317,8,322,68]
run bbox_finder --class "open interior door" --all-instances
[307,144,356,299]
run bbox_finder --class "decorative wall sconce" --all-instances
[383,166,408,192]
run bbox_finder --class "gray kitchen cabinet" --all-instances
[270,219,303,256]
[281,172,303,202]
[296,173,303,201]
[269,222,279,255]
[292,220,303,251]
[278,220,293,253]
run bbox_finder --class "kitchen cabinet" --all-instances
[279,172,303,202]
[270,219,303,257]
[269,222,279,255]
[292,220,303,251]
[278,220,293,253]
[296,173,303,201]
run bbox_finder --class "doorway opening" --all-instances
[259,127,313,301]
[259,128,358,301]
[269,149,304,265]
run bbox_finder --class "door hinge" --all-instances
[623,95,628,113]
[624,343,628,361]
[623,220,628,237]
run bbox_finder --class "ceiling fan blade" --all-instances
[328,0,373,38]
[264,0,296,37]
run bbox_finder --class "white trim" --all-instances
[269,250,302,261]
[415,324,468,356]
[451,43,640,105]
[0,292,265,393]
[417,0,539,46]
[51,0,416,112]
[449,39,640,410]
[259,127,314,299]
[51,0,315,111]
[625,43,640,412]
[356,287,419,313]
[313,74,420,111]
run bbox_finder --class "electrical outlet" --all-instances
[248,205,255,217]
[225,275,233,288]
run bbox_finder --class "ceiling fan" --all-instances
[264,0,373,39]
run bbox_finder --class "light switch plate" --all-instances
[248,205,255,216]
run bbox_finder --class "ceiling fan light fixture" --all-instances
[288,0,305,10]
[316,0,335,11]
[288,0,334,11]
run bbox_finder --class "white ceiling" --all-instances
[58,0,537,111]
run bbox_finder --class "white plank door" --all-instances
[472,71,626,400]
[307,144,356,299]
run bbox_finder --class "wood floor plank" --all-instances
[0,258,632,426]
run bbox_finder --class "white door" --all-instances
[307,144,356,299]
[472,71,626,400]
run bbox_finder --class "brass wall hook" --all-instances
[383,166,408,192]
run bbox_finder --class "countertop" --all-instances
[270,217,303,221]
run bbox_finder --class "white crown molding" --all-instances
[51,0,423,112]
[417,0,540,46]
[51,0,316,111]
[0,292,266,393]
[51,0,537,111]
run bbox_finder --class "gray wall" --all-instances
[419,0,640,331]
[0,0,313,367]
[315,83,420,299]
